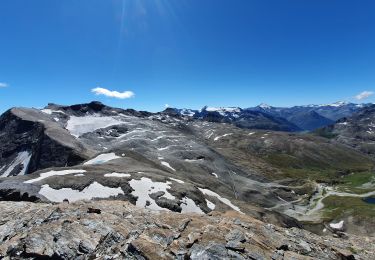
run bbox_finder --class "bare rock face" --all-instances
[0,200,373,260]
[0,108,92,177]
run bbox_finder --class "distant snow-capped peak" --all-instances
[258,103,272,109]
[202,106,241,113]
[324,101,349,107]
[302,101,350,108]
[178,108,197,116]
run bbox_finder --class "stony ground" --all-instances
[0,200,374,260]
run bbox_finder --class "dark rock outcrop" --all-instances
[0,108,92,176]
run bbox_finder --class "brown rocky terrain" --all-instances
[0,200,374,260]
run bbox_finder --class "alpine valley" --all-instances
[0,101,374,259]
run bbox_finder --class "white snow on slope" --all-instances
[1,151,32,177]
[206,199,215,210]
[24,169,86,184]
[180,197,204,214]
[41,109,65,115]
[214,133,233,141]
[129,177,175,211]
[39,182,124,202]
[161,161,176,171]
[84,153,120,165]
[198,188,242,213]
[329,220,344,230]
[169,177,184,184]
[66,115,123,137]
[184,158,204,162]
[104,172,131,178]
[205,107,241,115]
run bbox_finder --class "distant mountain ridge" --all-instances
[316,104,375,157]
[169,102,370,131]
[165,106,301,132]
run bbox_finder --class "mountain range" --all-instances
[169,101,368,131]
[0,101,374,259]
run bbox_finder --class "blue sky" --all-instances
[0,0,375,112]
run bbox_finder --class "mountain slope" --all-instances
[0,102,300,228]
[285,110,334,131]
[316,104,375,157]
[0,101,374,237]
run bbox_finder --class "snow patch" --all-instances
[161,161,176,171]
[84,153,120,165]
[169,177,184,184]
[41,109,65,115]
[198,188,242,213]
[211,173,218,178]
[184,158,204,162]
[129,177,175,211]
[39,181,124,202]
[1,151,32,177]
[330,220,344,230]
[66,115,123,137]
[206,199,215,210]
[25,169,86,184]
[180,197,204,214]
[104,172,131,178]
[214,133,233,141]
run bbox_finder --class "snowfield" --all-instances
[39,182,124,202]
[66,115,123,137]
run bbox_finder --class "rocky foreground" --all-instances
[0,200,373,260]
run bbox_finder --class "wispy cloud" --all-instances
[91,87,135,99]
[0,82,8,88]
[355,91,374,100]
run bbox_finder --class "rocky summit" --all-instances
[1,200,374,260]
[0,101,374,259]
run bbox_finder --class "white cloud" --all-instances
[91,87,134,99]
[165,104,169,108]
[0,82,8,88]
[355,91,374,100]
